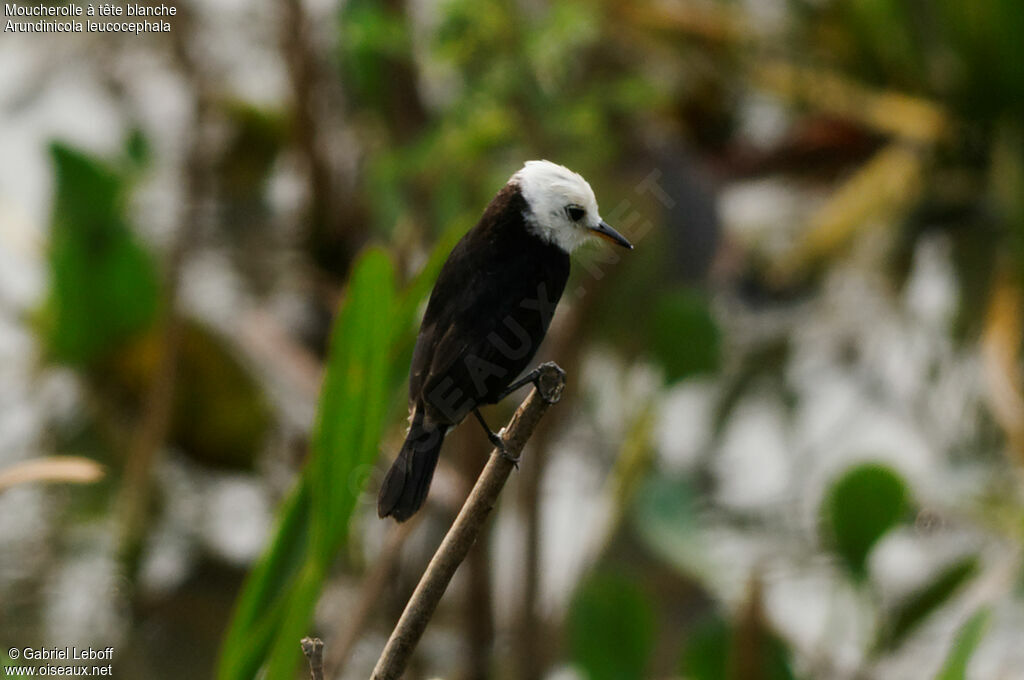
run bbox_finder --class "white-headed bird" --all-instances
[378,161,633,521]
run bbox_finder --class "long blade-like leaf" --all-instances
[217,248,396,680]
[216,233,458,679]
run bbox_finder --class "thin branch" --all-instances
[370,363,567,680]
[301,637,325,680]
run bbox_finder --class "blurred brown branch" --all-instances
[618,1,753,44]
[621,2,951,144]
[982,271,1024,465]
[751,62,950,144]
[117,6,215,568]
[771,143,926,284]
[279,0,365,278]
[0,456,105,492]
[370,364,566,680]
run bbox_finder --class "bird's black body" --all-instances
[378,183,570,521]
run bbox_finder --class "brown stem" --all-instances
[279,0,363,278]
[370,364,566,680]
[116,309,182,567]
[117,8,212,567]
[301,637,325,680]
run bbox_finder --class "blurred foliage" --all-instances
[40,140,271,470]
[649,287,721,384]
[215,102,290,294]
[217,237,452,679]
[218,102,287,206]
[679,615,796,680]
[218,249,397,680]
[822,463,910,581]
[795,0,1024,300]
[991,125,1024,282]
[43,142,159,367]
[338,0,661,242]
[876,556,979,652]
[123,127,152,170]
[630,474,703,578]
[338,0,414,117]
[934,607,991,680]
[583,225,684,353]
[568,571,656,680]
[812,0,1024,120]
[111,322,272,469]
[14,0,1024,676]
[711,338,794,439]
[169,324,271,469]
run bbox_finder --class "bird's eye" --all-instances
[566,206,585,222]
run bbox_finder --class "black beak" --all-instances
[589,221,634,249]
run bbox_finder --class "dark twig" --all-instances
[370,363,566,680]
[301,637,325,680]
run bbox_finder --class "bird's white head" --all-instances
[513,160,633,253]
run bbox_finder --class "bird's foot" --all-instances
[533,362,566,404]
[474,408,519,467]
[490,428,520,468]
[494,361,566,404]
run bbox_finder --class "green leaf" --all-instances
[216,248,399,680]
[568,571,656,680]
[648,288,720,384]
[681,617,731,680]
[307,249,396,552]
[216,236,457,680]
[877,556,979,651]
[935,607,992,680]
[680,616,797,680]
[44,142,159,367]
[822,463,910,580]
[338,0,413,112]
[123,128,151,170]
[842,0,925,87]
[630,474,705,579]
[170,322,271,468]
[216,477,314,680]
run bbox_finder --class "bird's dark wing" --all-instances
[409,188,570,423]
[407,227,482,405]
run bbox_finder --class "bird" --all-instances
[378,160,633,521]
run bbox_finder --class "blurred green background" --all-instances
[2,0,1024,678]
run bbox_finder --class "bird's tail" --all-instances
[377,409,446,521]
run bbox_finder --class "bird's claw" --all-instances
[534,362,566,404]
[497,445,520,469]
[488,428,519,468]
